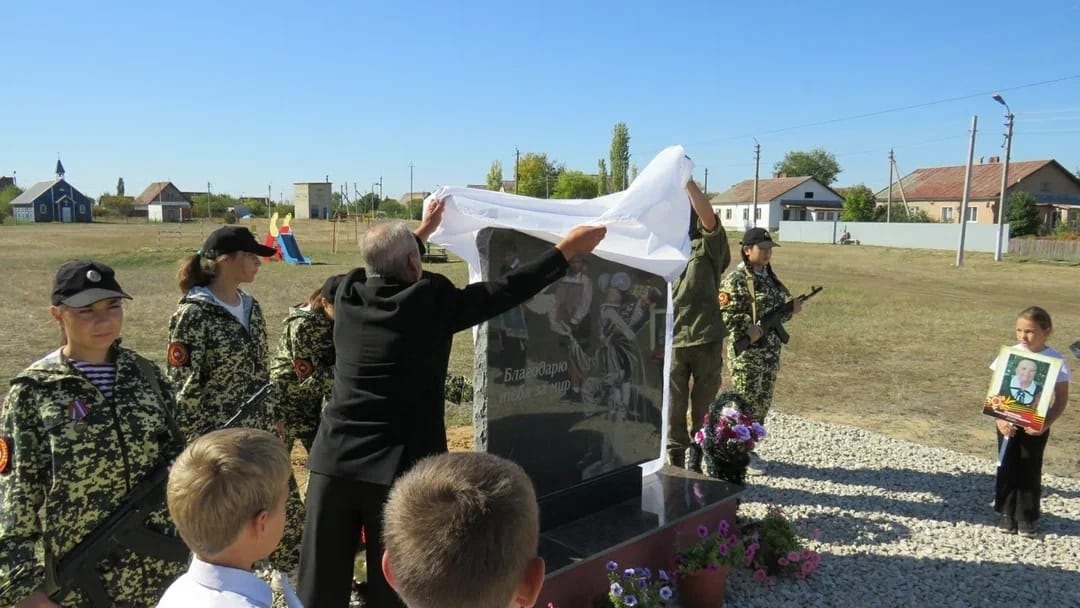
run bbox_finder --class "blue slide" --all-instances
[277,233,312,265]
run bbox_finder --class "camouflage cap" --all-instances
[52,260,132,307]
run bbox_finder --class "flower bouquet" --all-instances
[601,561,676,607]
[691,392,767,485]
[740,506,822,583]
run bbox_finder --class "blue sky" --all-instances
[4,0,1079,201]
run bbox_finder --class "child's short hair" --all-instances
[383,452,539,608]
[167,428,291,558]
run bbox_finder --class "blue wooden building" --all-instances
[10,160,94,223]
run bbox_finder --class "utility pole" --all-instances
[267,183,272,215]
[207,182,212,220]
[992,94,1014,262]
[378,176,383,201]
[956,115,978,267]
[514,148,520,194]
[409,162,415,219]
[703,168,708,195]
[886,149,894,223]
[752,139,761,228]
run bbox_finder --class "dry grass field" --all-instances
[2,218,1078,479]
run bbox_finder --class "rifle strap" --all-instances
[134,356,187,449]
[743,266,758,324]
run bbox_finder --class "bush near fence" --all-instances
[1009,236,1080,261]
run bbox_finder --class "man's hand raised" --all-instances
[555,225,607,261]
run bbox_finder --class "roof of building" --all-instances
[9,179,61,206]
[711,176,843,204]
[398,191,431,202]
[874,159,1079,201]
[0,176,15,189]
[135,181,191,205]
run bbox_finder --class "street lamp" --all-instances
[992,93,1014,262]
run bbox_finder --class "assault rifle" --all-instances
[732,286,823,357]
[49,383,272,607]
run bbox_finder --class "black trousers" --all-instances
[995,428,1050,523]
[298,471,404,608]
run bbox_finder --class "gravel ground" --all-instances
[724,411,1080,608]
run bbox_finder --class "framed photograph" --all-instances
[983,346,1063,433]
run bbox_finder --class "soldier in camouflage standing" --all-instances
[165,225,304,585]
[0,260,188,607]
[668,179,731,467]
[270,273,343,454]
[718,228,803,475]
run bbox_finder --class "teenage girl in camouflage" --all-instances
[0,261,187,608]
[164,225,304,579]
[270,273,343,454]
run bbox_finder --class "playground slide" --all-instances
[277,233,312,265]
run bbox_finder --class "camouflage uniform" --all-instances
[269,304,335,453]
[668,214,730,465]
[718,263,792,422]
[0,345,188,607]
[165,287,303,575]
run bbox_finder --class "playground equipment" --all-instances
[264,212,312,264]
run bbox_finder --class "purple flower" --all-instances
[606,561,619,572]
[721,406,739,419]
[778,558,789,567]
[693,429,705,444]
[697,524,709,538]
[751,422,766,438]
[658,569,670,581]
[718,520,730,535]
[610,582,623,597]
[641,567,651,578]
[659,586,673,601]
[707,563,718,571]
[718,543,729,556]
[623,595,638,607]
[733,425,751,441]
[787,551,800,562]
[636,578,648,590]
[623,568,635,578]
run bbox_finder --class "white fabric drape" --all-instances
[427,144,695,475]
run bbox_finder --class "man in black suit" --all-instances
[298,198,607,608]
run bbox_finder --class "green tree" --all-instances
[357,192,382,213]
[516,152,560,198]
[774,148,842,185]
[116,177,125,196]
[840,184,876,221]
[597,159,609,195]
[609,122,630,191]
[552,171,600,199]
[1006,191,1040,236]
[98,195,135,217]
[486,160,503,191]
[0,185,23,218]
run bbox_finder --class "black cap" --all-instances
[320,274,346,301]
[52,260,132,307]
[740,227,779,248]
[199,225,277,258]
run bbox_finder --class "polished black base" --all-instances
[538,465,643,531]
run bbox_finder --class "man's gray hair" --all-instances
[362,221,419,280]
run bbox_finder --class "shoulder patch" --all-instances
[293,358,314,381]
[167,342,190,368]
[0,436,11,474]
[717,291,732,307]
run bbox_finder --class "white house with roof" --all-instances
[710,175,844,232]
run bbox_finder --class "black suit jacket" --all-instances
[307,247,569,485]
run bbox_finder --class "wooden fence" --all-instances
[1009,238,1080,261]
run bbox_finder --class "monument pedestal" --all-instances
[537,465,743,608]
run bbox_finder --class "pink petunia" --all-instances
[753,569,768,583]
[795,571,806,580]
[787,551,800,562]
[778,558,789,567]
[801,549,813,560]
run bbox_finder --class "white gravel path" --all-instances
[722,411,1080,608]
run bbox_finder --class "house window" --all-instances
[966,207,978,222]
[782,209,790,220]
[78,205,86,215]
[39,204,47,214]
[754,208,761,220]
[803,191,814,199]
[941,207,953,222]
[742,209,748,220]
[725,209,732,220]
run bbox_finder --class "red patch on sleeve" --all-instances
[293,359,314,381]
[0,436,12,475]
[167,342,190,368]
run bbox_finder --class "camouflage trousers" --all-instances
[265,475,305,575]
[727,345,781,423]
[667,341,724,466]
[49,549,188,607]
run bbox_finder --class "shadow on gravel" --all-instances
[726,553,1080,607]
[748,462,1080,537]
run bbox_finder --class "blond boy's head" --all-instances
[382,452,545,608]
[167,428,291,560]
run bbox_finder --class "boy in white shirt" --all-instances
[158,428,302,608]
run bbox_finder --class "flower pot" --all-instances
[703,451,749,485]
[677,565,729,608]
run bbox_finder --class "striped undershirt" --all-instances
[70,360,117,399]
